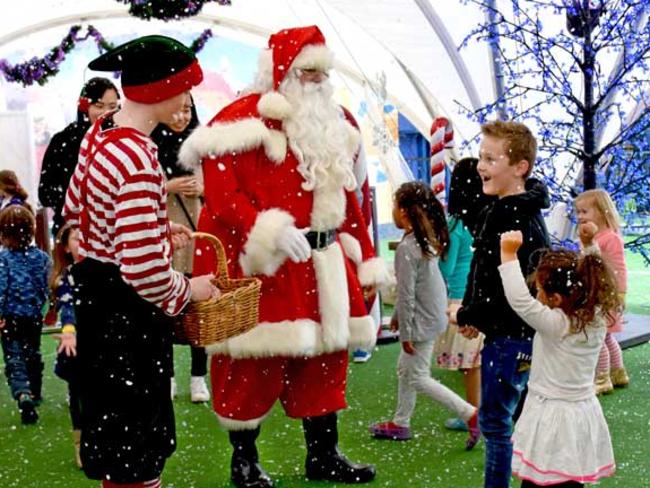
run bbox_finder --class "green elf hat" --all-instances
[88,35,203,104]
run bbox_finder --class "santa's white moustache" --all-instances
[281,74,357,193]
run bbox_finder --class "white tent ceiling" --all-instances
[0,0,497,145]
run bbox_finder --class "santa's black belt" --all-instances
[305,229,337,250]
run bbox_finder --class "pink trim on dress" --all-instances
[513,450,615,483]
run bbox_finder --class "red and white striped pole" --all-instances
[429,117,454,204]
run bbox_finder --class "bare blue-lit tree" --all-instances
[459,0,650,262]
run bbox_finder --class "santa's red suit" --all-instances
[180,29,388,430]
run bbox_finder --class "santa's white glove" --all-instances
[276,227,311,263]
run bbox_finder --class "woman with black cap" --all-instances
[39,77,119,237]
[151,96,210,404]
[62,35,216,488]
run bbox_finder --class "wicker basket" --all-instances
[181,232,262,347]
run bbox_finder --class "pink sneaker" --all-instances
[465,410,480,451]
[369,421,412,441]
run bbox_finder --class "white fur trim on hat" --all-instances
[239,208,295,277]
[338,232,362,266]
[179,118,287,169]
[257,91,292,120]
[358,257,391,287]
[292,44,334,71]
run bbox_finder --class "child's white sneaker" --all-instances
[170,377,177,400]
[190,376,210,403]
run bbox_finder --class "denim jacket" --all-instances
[0,246,51,318]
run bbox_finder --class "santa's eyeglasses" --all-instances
[294,67,330,79]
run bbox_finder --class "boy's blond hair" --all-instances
[575,189,621,233]
[481,120,537,178]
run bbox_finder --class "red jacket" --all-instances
[180,92,388,359]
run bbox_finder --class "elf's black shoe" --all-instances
[18,394,38,425]
[229,427,274,488]
[303,413,376,484]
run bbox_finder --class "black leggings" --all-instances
[68,383,83,430]
[171,346,207,377]
[521,480,583,487]
[190,346,207,376]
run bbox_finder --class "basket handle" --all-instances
[192,232,230,280]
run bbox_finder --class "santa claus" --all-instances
[180,25,388,487]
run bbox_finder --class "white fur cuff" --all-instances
[357,257,391,287]
[239,209,294,276]
[348,316,377,351]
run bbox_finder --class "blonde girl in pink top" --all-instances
[575,189,629,395]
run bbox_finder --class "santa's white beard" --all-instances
[281,76,357,193]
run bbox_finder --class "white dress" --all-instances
[499,261,615,485]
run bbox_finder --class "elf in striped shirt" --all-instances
[63,35,217,488]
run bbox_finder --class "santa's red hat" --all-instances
[255,25,334,120]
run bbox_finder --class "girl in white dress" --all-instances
[497,224,619,487]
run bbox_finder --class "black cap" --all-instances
[89,35,203,104]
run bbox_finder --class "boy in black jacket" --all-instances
[448,121,550,488]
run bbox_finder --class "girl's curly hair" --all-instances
[531,249,621,334]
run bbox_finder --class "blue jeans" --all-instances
[0,315,43,400]
[480,337,532,488]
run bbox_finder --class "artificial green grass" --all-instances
[623,237,650,315]
[1,339,649,487]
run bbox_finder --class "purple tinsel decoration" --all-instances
[190,29,214,53]
[0,24,215,87]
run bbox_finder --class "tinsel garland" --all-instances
[0,26,214,87]
[118,0,230,21]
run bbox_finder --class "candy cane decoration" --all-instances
[429,117,454,204]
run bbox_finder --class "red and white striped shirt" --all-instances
[63,122,190,316]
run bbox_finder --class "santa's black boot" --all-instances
[303,413,376,483]
[229,427,274,488]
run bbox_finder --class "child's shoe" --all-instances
[595,372,614,395]
[18,393,38,425]
[352,349,372,363]
[610,367,629,388]
[369,421,412,440]
[72,430,83,468]
[170,377,177,400]
[444,417,468,432]
[465,410,480,451]
[190,376,210,403]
